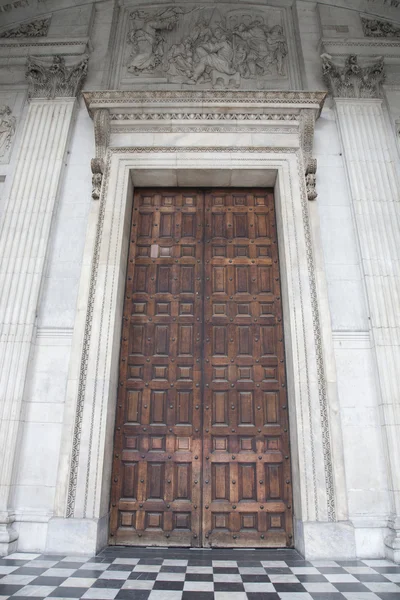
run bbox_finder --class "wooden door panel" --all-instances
[110,189,203,547]
[202,189,292,548]
[110,187,292,548]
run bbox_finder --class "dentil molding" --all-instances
[83,90,326,202]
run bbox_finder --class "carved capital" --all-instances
[299,110,318,201]
[91,109,110,200]
[321,53,385,99]
[26,55,88,99]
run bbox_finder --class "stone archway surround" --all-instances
[46,90,355,559]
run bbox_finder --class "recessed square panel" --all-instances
[213,303,227,315]
[213,366,227,381]
[176,437,190,450]
[174,512,191,529]
[177,366,192,380]
[260,303,274,315]
[162,196,174,206]
[237,303,250,315]
[180,302,194,315]
[234,196,246,206]
[124,435,138,449]
[213,196,225,206]
[153,365,168,380]
[136,246,150,257]
[150,436,165,451]
[269,514,284,529]
[235,246,248,257]
[156,302,170,315]
[266,437,281,451]
[239,437,255,452]
[241,514,257,529]
[213,246,227,257]
[184,196,195,206]
[140,196,153,206]
[264,367,277,380]
[238,366,252,380]
[213,436,228,451]
[160,246,172,257]
[146,512,163,529]
[129,366,143,379]
[121,512,136,527]
[213,513,229,529]
[181,246,195,257]
[257,246,270,257]
[255,196,267,206]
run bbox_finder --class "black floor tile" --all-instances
[48,587,89,597]
[0,584,25,595]
[30,576,69,586]
[115,591,151,600]
[213,567,239,574]
[182,593,214,600]
[375,567,400,574]
[246,594,280,600]
[185,574,213,582]
[108,564,135,571]
[72,569,111,578]
[137,559,164,565]
[263,567,292,574]
[53,561,87,569]
[92,578,126,588]
[241,575,271,583]
[213,582,245,592]
[273,583,308,593]
[153,580,184,590]
[11,566,48,576]
[0,559,28,566]
[38,554,68,561]
[334,582,371,592]
[297,574,329,582]
[356,574,392,582]
[376,594,400,600]
[128,572,158,581]
[160,566,187,573]
[309,594,347,599]
[317,568,347,574]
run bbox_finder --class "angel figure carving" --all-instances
[0,106,16,157]
[127,8,182,74]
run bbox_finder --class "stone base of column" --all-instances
[294,519,357,560]
[385,530,400,564]
[46,516,109,556]
[0,519,19,557]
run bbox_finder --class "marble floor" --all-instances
[0,547,400,600]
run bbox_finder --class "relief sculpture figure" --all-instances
[127,8,181,74]
[0,106,16,158]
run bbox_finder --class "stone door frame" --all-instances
[47,91,355,559]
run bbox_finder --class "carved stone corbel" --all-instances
[299,109,318,201]
[91,109,110,200]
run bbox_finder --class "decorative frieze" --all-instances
[362,16,400,38]
[321,53,385,98]
[26,55,88,99]
[0,17,51,38]
[0,105,16,157]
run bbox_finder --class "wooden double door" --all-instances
[110,188,292,548]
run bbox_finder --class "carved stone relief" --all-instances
[0,17,51,38]
[321,53,385,98]
[91,109,110,200]
[0,105,16,160]
[362,16,400,37]
[26,55,88,99]
[122,5,289,89]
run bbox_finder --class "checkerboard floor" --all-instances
[1,548,400,600]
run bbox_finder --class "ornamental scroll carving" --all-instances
[299,110,318,201]
[91,109,110,201]
[321,53,385,98]
[125,5,288,89]
[0,17,50,38]
[26,55,88,99]
[0,106,16,158]
[362,16,400,37]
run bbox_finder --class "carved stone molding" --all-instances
[362,16,400,38]
[321,53,386,98]
[0,105,16,158]
[0,17,51,38]
[91,109,110,200]
[26,54,88,99]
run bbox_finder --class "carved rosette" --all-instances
[321,53,386,99]
[26,55,88,99]
[91,109,110,200]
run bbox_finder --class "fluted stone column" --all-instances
[322,53,400,562]
[0,55,87,556]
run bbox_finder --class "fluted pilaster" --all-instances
[0,98,77,555]
[335,97,400,561]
